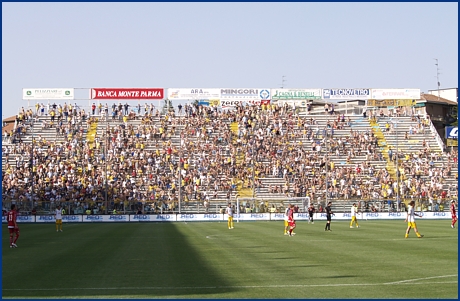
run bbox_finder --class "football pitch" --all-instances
[2,220,458,299]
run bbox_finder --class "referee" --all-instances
[325,201,334,231]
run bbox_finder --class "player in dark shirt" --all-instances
[307,204,316,224]
[325,202,334,231]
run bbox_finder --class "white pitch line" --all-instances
[4,276,457,291]
[384,274,458,285]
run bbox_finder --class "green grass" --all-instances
[2,220,458,299]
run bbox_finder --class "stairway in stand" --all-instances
[369,118,397,180]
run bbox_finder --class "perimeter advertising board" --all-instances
[22,88,74,100]
[371,88,420,100]
[270,89,322,101]
[167,88,220,100]
[322,88,370,100]
[220,88,270,107]
[90,88,164,100]
[1,212,452,223]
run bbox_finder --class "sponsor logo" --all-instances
[389,212,403,217]
[447,127,458,138]
[85,215,103,221]
[63,215,80,221]
[250,214,264,218]
[221,89,258,95]
[274,213,285,218]
[27,90,32,96]
[180,214,195,219]
[65,90,71,95]
[38,216,54,221]
[342,213,351,217]
[17,216,33,221]
[204,214,218,218]
[366,213,379,218]
[109,215,127,220]
[260,89,270,100]
[433,212,447,217]
[133,215,149,220]
[156,215,171,220]
[296,213,309,218]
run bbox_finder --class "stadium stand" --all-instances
[2,101,457,215]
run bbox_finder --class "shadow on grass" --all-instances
[2,223,237,298]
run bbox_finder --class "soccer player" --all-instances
[307,203,315,224]
[225,203,234,229]
[405,200,423,238]
[325,202,334,231]
[55,205,63,232]
[287,204,296,236]
[450,200,457,229]
[350,203,360,228]
[284,204,291,235]
[7,204,19,248]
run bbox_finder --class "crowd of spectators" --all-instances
[2,101,457,215]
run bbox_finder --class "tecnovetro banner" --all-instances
[220,88,270,107]
[323,88,370,100]
[90,88,164,100]
[271,89,322,101]
[22,88,74,100]
[371,88,420,100]
[167,88,220,100]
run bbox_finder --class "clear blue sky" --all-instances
[2,2,458,118]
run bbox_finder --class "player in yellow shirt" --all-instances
[350,203,360,228]
[405,201,423,238]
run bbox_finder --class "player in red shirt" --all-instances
[287,204,296,236]
[450,200,457,229]
[7,204,19,248]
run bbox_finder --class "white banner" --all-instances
[323,88,370,100]
[167,88,220,100]
[3,212,452,223]
[22,88,74,100]
[130,214,175,222]
[15,215,35,223]
[220,88,270,105]
[371,88,420,100]
[271,89,322,101]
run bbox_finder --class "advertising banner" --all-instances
[35,215,55,223]
[23,88,74,100]
[323,88,370,100]
[167,88,220,100]
[90,88,164,100]
[16,215,35,223]
[271,89,322,101]
[371,88,420,100]
[130,214,175,222]
[82,215,106,222]
[220,88,270,106]
[367,99,416,107]
[445,126,458,139]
